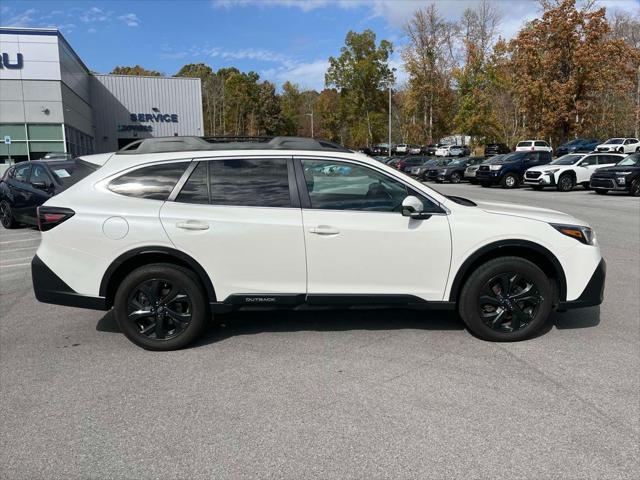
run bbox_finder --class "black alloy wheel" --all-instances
[127,279,192,341]
[114,263,208,350]
[459,256,553,341]
[0,200,18,229]
[477,273,542,333]
[631,179,640,197]
[450,172,462,183]
[557,174,575,192]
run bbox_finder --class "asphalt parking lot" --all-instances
[1,184,638,479]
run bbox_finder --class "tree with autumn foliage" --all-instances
[110,65,162,76]
[508,0,639,144]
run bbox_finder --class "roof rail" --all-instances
[115,136,352,155]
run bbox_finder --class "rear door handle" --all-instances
[176,221,209,231]
[309,225,340,235]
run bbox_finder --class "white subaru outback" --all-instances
[32,137,605,350]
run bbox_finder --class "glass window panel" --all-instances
[0,124,27,140]
[176,162,208,204]
[108,162,188,201]
[0,142,28,156]
[27,124,63,140]
[209,159,290,208]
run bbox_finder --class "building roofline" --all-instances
[93,74,201,81]
[0,26,91,74]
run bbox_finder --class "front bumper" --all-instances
[524,173,555,186]
[558,258,606,310]
[590,177,629,191]
[32,255,107,310]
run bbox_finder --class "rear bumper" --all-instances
[558,258,606,310]
[31,255,107,311]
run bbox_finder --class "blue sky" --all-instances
[1,0,638,90]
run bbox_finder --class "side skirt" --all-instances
[209,294,456,314]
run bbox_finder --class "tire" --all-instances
[581,182,590,190]
[113,263,209,350]
[459,256,553,342]
[469,179,478,185]
[631,179,640,197]
[618,147,625,154]
[480,181,492,188]
[594,189,608,195]
[531,186,544,191]
[450,172,462,184]
[0,200,19,229]
[556,173,575,192]
[500,173,519,189]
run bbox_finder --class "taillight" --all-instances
[37,206,75,231]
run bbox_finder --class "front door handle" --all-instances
[309,225,340,235]
[176,221,209,231]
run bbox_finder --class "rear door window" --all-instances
[108,162,189,200]
[13,163,31,182]
[30,164,52,185]
[534,141,548,147]
[581,156,598,166]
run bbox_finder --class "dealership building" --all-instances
[0,27,203,162]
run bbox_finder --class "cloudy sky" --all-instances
[1,0,637,90]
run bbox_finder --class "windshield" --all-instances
[448,159,467,166]
[550,154,584,165]
[501,152,526,163]
[564,139,584,146]
[617,156,639,166]
[482,155,505,164]
[604,138,624,145]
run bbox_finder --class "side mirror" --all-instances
[32,181,51,191]
[402,195,431,220]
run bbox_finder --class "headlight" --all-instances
[439,169,447,174]
[616,171,632,175]
[490,165,502,171]
[543,168,560,174]
[551,224,596,245]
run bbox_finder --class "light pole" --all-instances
[388,67,396,157]
[305,111,314,138]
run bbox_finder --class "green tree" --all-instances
[110,65,162,76]
[326,30,393,146]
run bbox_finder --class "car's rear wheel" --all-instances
[594,189,608,195]
[557,173,575,192]
[450,172,462,183]
[459,257,553,342]
[631,179,640,197]
[501,173,519,189]
[114,263,208,350]
[0,200,19,229]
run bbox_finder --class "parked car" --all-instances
[435,145,466,157]
[484,143,511,156]
[408,159,439,178]
[595,138,640,154]
[465,155,505,184]
[423,144,442,156]
[590,152,640,196]
[42,152,74,160]
[421,158,454,181]
[555,138,599,157]
[573,139,601,153]
[370,144,390,156]
[395,144,409,155]
[523,153,623,192]
[396,156,432,173]
[408,145,422,155]
[515,140,553,153]
[31,135,605,349]
[0,158,98,228]
[476,151,552,188]
[436,157,485,183]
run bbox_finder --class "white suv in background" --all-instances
[435,145,464,157]
[515,140,553,153]
[32,136,605,350]
[524,152,624,191]
[595,138,640,154]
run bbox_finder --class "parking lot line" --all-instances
[0,239,41,245]
[0,263,30,269]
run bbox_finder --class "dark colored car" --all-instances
[370,144,390,156]
[406,158,438,177]
[396,156,432,173]
[476,151,552,188]
[0,158,97,228]
[436,157,485,183]
[424,143,446,156]
[484,143,511,156]
[421,158,454,181]
[590,153,640,196]
[556,138,599,156]
[573,139,600,153]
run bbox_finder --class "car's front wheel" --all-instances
[459,257,553,341]
[631,179,640,197]
[450,172,462,183]
[114,263,209,350]
[501,173,519,189]
[0,200,19,229]
[557,173,575,192]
